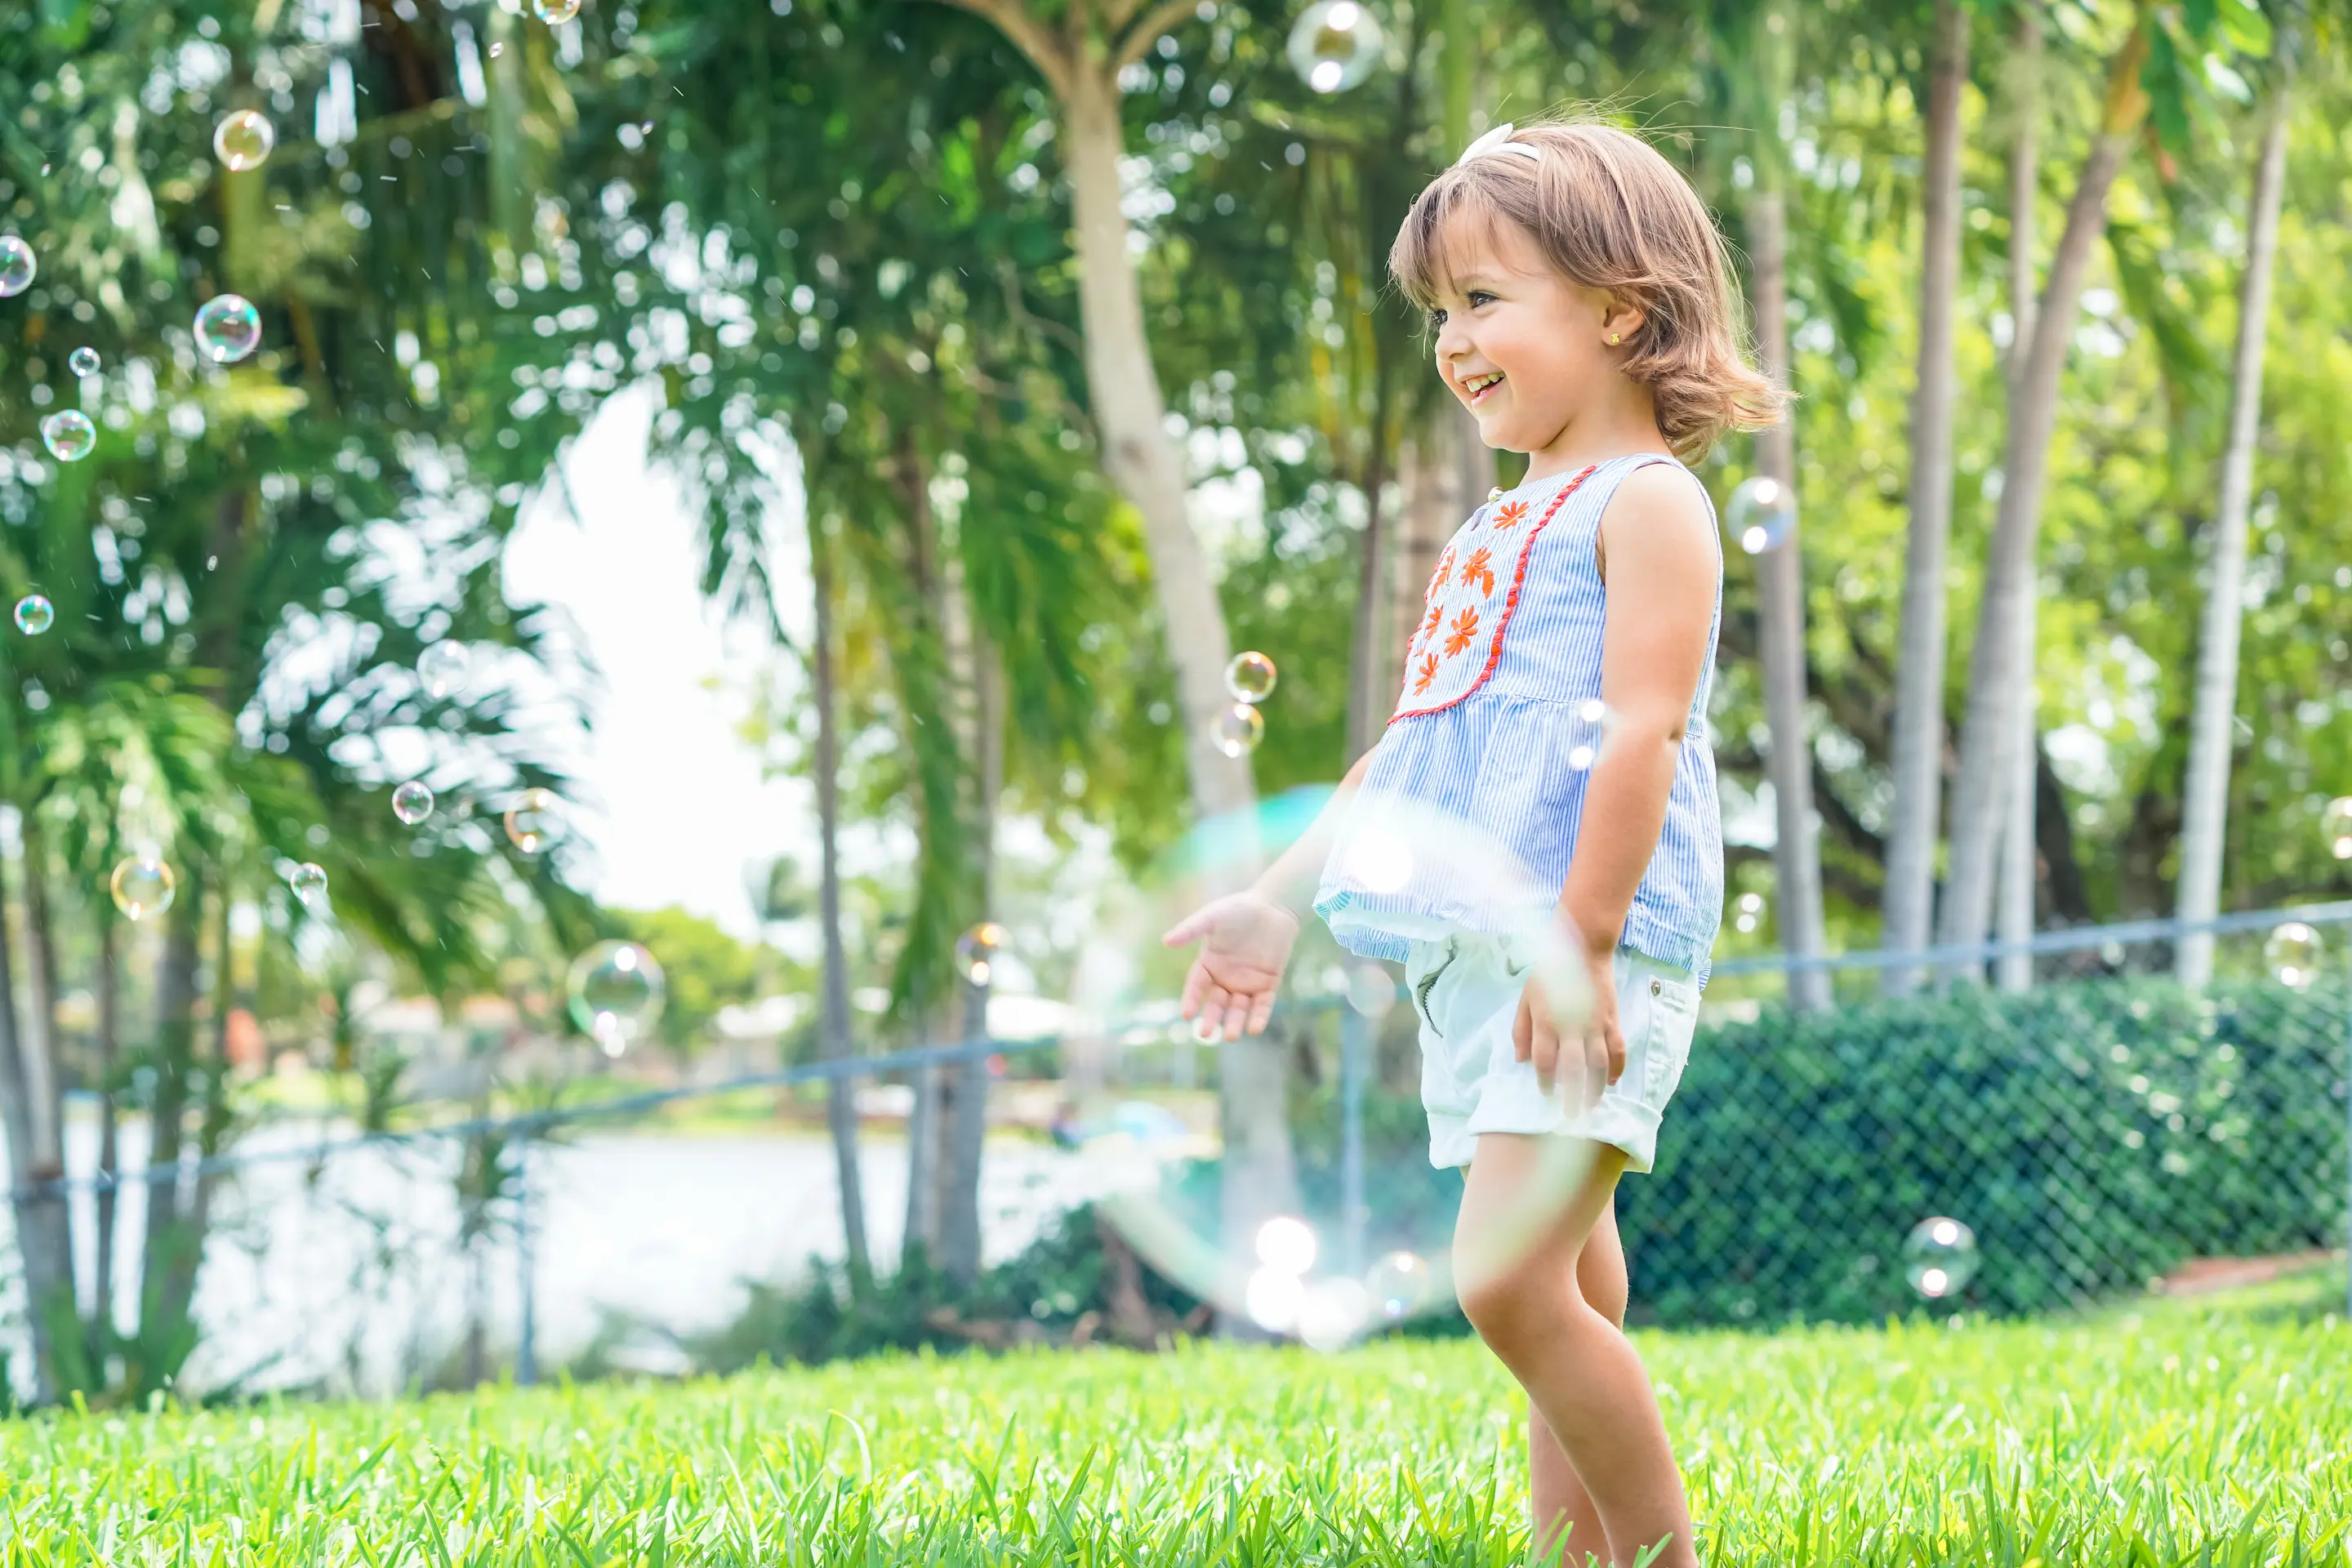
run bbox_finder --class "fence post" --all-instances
[515,1129,538,1388]
[1340,1006,1367,1276]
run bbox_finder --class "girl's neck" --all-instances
[1518,390,1673,486]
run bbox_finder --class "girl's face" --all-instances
[1426,211,1634,454]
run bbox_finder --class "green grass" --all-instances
[4,1273,2347,1566]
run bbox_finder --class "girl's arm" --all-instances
[1517,463,1719,1097]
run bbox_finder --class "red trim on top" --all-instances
[1388,464,1597,724]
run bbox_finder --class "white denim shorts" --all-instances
[1405,933,1702,1172]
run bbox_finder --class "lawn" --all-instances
[4,1272,2345,1566]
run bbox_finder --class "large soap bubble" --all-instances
[194,294,263,363]
[212,109,277,172]
[0,236,33,298]
[1062,784,1601,1350]
[1286,1,1384,94]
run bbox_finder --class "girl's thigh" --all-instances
[1454,1133,1628,1298]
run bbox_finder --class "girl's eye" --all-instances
[1467,290,1498,308]
[1428,308,1448,329]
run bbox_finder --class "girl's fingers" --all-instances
[1512,996,1534,1062]
[1246,988,1276,1036]
[1178,961,1208,1019]
[1161,905,1215,948]
[1604,1018,1627,1085]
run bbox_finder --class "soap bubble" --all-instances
[1562,697,1610,771]
[13,595,53,635]
[568,940,666,1054]
[416,641,471,698]
[1255,1214,1319,1275]
[212,109,276,172]
[505,789,567,853]
[503,788,567,855]
[1225,651,1278,704]
[1366,1250,1432,1321]
[532,0,582,20]
[40,411,96,463]
[194,295,263,363]
[1343,961,1396,1021]
[66,347,100,378]
[956,920,1005,986]
[109,858,177,921]
[0,236,34,297]
[1726,475,1795,555]
[1731,890,1766,935]
[1902,1216,1979,1299]
[1245,1266,1307,1333]
[2324,796,2352,861]
[1286,0,1383,94]
[2264,922,2323,991]
[391,781,435,826]
[288,862,329,906]
[1212,702,1264,758]
[1296,1276,1373,1352]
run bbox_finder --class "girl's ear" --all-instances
[1599,292,1648,346]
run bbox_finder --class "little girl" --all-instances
[1164,119,1780,1567]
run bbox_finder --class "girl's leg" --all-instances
[1529,1200,1629,1567]
[1455,1135,1694,1568]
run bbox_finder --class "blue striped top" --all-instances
[1314,452,1726,982]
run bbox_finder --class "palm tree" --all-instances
[2175,46,2294,985]
[1879,0,1969,994]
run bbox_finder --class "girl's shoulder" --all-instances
[1593,456,1721,582]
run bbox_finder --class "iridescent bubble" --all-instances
[288,862,329,906]
[1212,702,1264,759]
[416,640,471,698]
[40,410,96,463]
[1286,0,1383,94]
[2264,921,2323,991]
[2324,796,2352,861]
[193,294,263,364]
[503,787,567,855]
[568,940,666,1054]
[212,109,276,172]
[391,780,435,826]
[1562,697,1610,771]
[13,595,54,635]
[1343,961,1396,1022]
[1254,1214,1319,1276]
[1902,1216,1979,1299]
[0,236,33,298]
[956,920,1005,987]
[1225,651,1278,705]
[1296,1276,1372,1352]
[1244,1266,1306,1334]
[1731,890,1766,936]
[1726,475,1796,555]
[532,0,582,20]
[66,346,100,378]
[1366,1250,1431,1321]
[109,857,177,921]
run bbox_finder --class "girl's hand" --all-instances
[1161,891,1302,1040]
[1514,948,1622,1114]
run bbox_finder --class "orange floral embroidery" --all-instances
[1459,546,1494,596]
[1412,652,1441,694]
[1443,607,1480,658]
[1428,547,1454,592]
[1418,602,1444,644]
[1492,500,1530,530]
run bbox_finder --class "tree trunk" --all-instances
[1992,4,2046,995]
[91,917,121,1365]
[937,633,1000,1286]
[1060,69,1253,821]
[12,831,78,1396]
[1879,0,1968,995]
[0,832,68,1402]
[2175,64,2292,987]
[1939,17,2149,968]
[1746,176,1831,1010]
[140,874,217,1385]
[811,519,872,1293]
[1344,363,1400,766]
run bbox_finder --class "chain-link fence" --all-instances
[7,902,2347,1399]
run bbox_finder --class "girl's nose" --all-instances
[1432,314,1470,372]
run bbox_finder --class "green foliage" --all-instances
[1624,975,2345,1325]
[608,904,763,1050]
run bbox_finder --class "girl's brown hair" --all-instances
[1389,118,1784,461]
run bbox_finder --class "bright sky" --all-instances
[501,386,813,940]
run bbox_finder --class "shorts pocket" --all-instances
[1637,969,1699,1105]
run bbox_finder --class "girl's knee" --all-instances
[1455,1255,1572,1352]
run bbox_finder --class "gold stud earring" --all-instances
[1607,332,1622,345]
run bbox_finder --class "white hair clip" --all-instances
[1455,122,1543,167]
